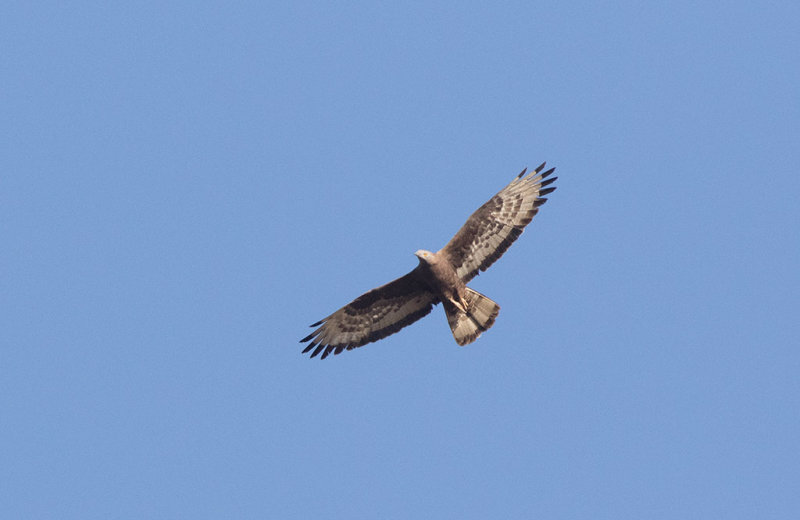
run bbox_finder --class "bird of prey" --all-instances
[300,163,557,359]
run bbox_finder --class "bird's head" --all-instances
[415,249,434,263]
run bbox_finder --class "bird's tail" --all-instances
[445,288,500,346]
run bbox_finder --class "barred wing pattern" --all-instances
[441,163,557,283]
[299,269,438,359]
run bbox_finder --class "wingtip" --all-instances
[540,176,557,188]
[517,167,527,179]
[534,161,547,174]
[540,167,556,179]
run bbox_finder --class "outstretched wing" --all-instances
[440,163,557,283]
[299,268,438,359]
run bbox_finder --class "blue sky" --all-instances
[3,1,799,518]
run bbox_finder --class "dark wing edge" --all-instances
[440,163,557,282]
[299,268,437,359]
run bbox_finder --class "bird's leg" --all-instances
[449,295,468,314]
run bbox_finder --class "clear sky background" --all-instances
[3,2,799,518]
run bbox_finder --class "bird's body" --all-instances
[414,248,500,345]
[414,249,465,311]
[300,163,557,359]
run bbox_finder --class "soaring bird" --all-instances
[300,163,557,359]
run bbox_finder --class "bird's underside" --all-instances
[300,162,557,359]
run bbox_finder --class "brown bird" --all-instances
[300,163,557,359]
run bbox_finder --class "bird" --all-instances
[300,163,557,359]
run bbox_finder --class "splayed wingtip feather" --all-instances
[540,176,557,188]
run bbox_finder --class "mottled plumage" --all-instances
[300,163,557,359]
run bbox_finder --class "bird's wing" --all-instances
[440,163,556,283]
[299,268,437,359]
